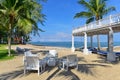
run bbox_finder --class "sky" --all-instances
[31,0,120,42]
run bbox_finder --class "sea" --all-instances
[29,41,120,48]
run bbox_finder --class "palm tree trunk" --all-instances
[8,24,12,56]
[97,35,100,50]
[0,37,1,44]
[8,15,14,56]
[96,16,101,50]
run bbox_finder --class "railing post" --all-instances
[110,15,113,25]
[91,24,93,29]
[99,20,101,26]
[85,24,87,31]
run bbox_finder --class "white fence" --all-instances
[73,14,120,34]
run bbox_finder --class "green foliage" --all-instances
[0,0,46,56]
[74,0,115,24]
[0,44,15,61]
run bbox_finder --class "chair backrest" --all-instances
[49,50,58,57]
[24,51,38,56]
[67,54,77,63]
[24,51,32,56]
[47,57,56,66]
[25,56,39,69]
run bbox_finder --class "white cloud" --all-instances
[31,32,72,42]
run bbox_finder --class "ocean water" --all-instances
[30,41,120,48]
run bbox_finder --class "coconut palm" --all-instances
[0,0,46,56]
[74,0,115,50]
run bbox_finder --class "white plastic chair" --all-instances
[23,51,38,63]
[24,56,46,75]
[48,50,58,58]
[46,50,58,66]
[47,57,56,66]
[63,54,78,71]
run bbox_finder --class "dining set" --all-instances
[21,49,78,76]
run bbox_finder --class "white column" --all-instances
[83,32,89,54]
[107,34,109,51]
[107,27,116,61]
[90,36,93,48]
[71,35,75,52]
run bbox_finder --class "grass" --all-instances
[0,44,15,61]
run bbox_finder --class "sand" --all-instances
[0,44,120,80]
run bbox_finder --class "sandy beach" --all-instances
[0,44,120,80]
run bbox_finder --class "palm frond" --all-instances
[78,0,96,14]
[86,17,95,24]
[102,6,116,15]
[74,11,93,18]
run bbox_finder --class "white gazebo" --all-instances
[72,13,120,61]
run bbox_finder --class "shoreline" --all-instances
[27,43,71,49]
[27,43,120,52]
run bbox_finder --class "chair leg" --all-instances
[38,68,40,76]
[66,66,68,71]
[76,64,78,70]
[66,64,68,71]
[24,68,26,75]
[40,65,43,74]
[43,64,45,71]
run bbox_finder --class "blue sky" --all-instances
[31,0,120,42]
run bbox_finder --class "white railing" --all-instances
[73,13,120,34]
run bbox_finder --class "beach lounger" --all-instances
[115,52,120,56]
[114,52,120,60]
[24,56,46,75]
[97,50,108,56]
[88,47,97,53]
[80,47,97,53]
[16,47,25,53]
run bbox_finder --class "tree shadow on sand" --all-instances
[0,69,24,80]
[77,63,111,76]
[46,56,109,80]
[46,68,80,80]
[45,56,86,80]
[92,55,119,64]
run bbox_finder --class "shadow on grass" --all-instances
[0,69,24,80]
[0,50,8,58]
[0,50,15,60]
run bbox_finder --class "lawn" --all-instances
[0,44,15,61]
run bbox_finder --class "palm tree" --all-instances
[74,0,115,50]
[0,0,45,56]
